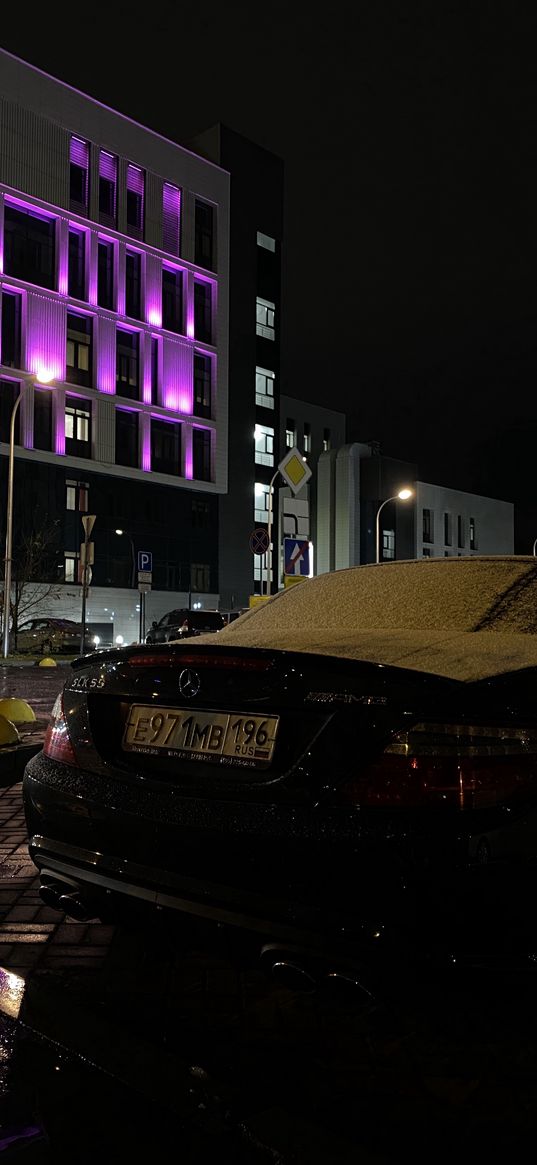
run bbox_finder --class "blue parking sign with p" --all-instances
[138,550,152,572]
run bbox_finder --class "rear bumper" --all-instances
[22,752,530,964]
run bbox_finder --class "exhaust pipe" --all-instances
[39,883,64,910]
[57,891,93,921]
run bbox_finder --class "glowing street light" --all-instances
[375,488,414,564]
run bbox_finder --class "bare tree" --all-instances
[1,520,62,646]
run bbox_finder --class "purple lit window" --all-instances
[70,138,89,213]
[162,183,181,256]
[116,329,140,399]
[99,151,117,225]
[162,267,183,333]
[194,281,212,344]
[1,291,22,369]
[4,204,56,291]
[193,428,211,481]
[151,417,181,475]
[68,229,86,300]
[126,165,144,238]
[125,251,142,320]
[193,354,211,418]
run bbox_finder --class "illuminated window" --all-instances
[64,551,78,583]
[469,517,476,550]
[303,423,311,454]
[323,428,331,451]
[66,314,92,387]
[256,297,275,340]
[66,480,89,511]
[285,419,295,449]
[194,354,212,418]
[254,482,270,524]
[255,423,274,467]
[382,529,395,560]
[256,231,276,252]
[255,366,275,409]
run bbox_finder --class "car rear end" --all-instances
[22,641,537,971]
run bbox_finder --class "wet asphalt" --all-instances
[1,665,537,1159]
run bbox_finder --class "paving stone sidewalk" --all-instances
[0,780,115,977]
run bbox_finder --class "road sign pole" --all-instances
[139,591,145,643]
[80,516,96,655]
[266,470,279,596]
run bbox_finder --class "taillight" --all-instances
[334,721,537,809]
[127,652,273,671]
[43,693,78,766]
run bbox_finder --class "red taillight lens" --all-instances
[127,652,272,671]
[43,694,78,766]
[335,721,537,809]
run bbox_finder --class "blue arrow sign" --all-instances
[283,537,310,577]
[138,550,152,573]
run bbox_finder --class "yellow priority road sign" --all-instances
[277,447,312,495]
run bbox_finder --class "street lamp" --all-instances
[375,488,414,564]
[2,371,56,658]
[115,529,136,588]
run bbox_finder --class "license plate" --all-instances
[122,705,279,767]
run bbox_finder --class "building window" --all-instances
[4,203,55,290]
[256,297,275,340]
[255,366,275,409]
[98,151,117,225]
[125,250,142,320]
[1,291,22,369]
[194,280,212,343]
[422,548,431,558]
[323,428,331,451]
[34,389,53,452]
[303,423,311,454]
[444,512,452,546]
[0,380,21,444]
[162,267,183,333]
[193,428,211,481]
[194,199,214,269]
[65,398,91,456]
[191,563,211,592]
[68,228,86,300]
[69,137,89,213]
[116,330,139,399]
[422,508,434,543]
[66,480,89,511]
[255,423,274,467]
[126,164,144,237]
[163,183,181,256]
[150,336,159,404]
[194,354,211,418]
[66,313,92,387]
[64,551,79,583]
[469,517,476,550]
[382,529,395,560]
[254,482,270,524]
[115,408,139,468]
[97,239,115,310]
[285,419,295,449]
[458,515,464,548]
[192,499,210,528]
[257,231,276,252]
[151,418,180,475]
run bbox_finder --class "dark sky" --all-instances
[2,3,537,536]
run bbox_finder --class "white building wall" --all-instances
[415,482,514,557]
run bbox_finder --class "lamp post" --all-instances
[2,372,56,658]
[115,529,136,588]
[375,488,414,564]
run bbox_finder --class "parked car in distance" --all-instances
[24,557,537,989]
[16,618,85,655]
[145,608,224,644]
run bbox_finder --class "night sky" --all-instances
[2,4,537,544]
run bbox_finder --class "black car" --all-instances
[23,557,537,987]
[145,608,224,644]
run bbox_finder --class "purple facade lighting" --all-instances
[26,293,65,383]
[142,427,151,472]
[55,399,65,456]
[162,339,193,414]
[184,426,193,479]
[162,183,181,256]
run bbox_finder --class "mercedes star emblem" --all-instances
[178,668,201,699]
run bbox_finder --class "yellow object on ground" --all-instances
[0,697,36,723]
[37,657,57,669]
[0,714,21,745]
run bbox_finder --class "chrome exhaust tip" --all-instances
[57,891,92,922]
[39,883,64,910]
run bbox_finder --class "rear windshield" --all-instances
[189,613,224,630]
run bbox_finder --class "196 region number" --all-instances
[123,705,279,766]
